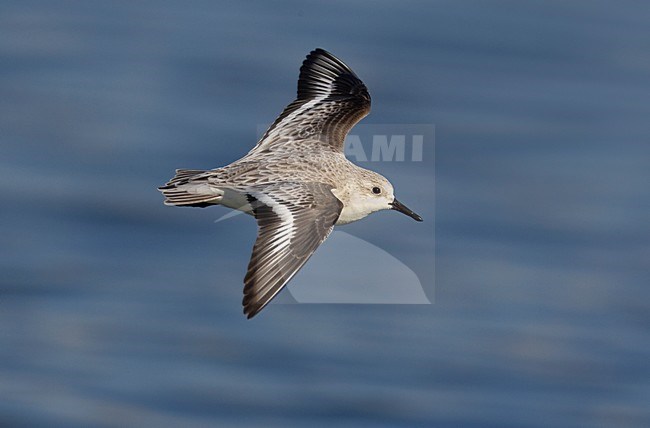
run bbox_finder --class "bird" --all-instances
[159,48,422,318]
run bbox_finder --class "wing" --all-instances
[242,182,343,318]
[249,48,371,155]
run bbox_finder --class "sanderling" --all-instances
[159,48,422,318]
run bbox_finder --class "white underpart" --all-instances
[220,188,254,213]
[335,198,376,225]
[190,183,223,197]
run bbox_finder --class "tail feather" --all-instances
[159,169,223,207]
[163,169,209,186]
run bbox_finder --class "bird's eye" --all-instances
[372,186,382,195]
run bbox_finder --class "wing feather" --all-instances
[242,182,343,318]
[250,48,371,154]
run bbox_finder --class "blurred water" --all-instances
[1,1,649,427]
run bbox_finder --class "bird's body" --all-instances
[160,48,422,318]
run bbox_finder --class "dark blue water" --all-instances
[1,1,649,427]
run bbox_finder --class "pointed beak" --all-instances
[390,199,423,222]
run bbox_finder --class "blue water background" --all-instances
[1,1,649,426]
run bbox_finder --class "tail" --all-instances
[158,169,224,207]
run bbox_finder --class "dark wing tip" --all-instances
[297,48,371,103]
[244,306,258,319]
[244,296,266,319]
[242,279,266,319]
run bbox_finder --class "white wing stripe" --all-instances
[261,97,323,142]
[253,192,295,250]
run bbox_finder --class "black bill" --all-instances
[391,199,423,222]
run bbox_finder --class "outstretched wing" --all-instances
[250,48,371,155]
[243,182,343,318]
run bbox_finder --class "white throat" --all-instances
[332,189,390,225]
[335,201,374,225]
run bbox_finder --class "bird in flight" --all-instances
[159,48,422,318]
